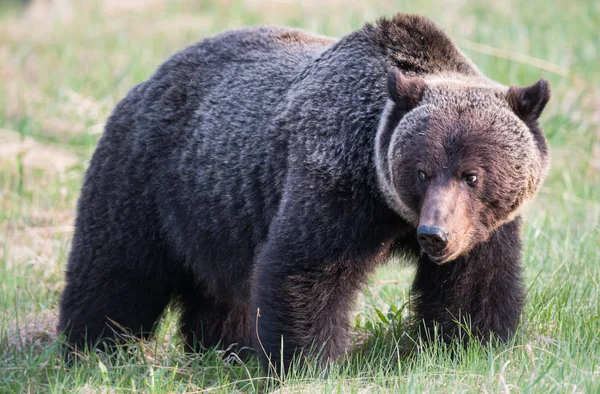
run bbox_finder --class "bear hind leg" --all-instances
[178,288,253,359]
[58,245,176,352]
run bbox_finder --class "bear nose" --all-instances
[417,225,448,253]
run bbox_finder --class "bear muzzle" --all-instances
[417,225,448,256]
[417,182,471,264]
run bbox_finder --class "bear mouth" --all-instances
[425,249,461,265]
[427,253,448,264]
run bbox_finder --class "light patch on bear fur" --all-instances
[421,80,512,111]
[374,100,424,226]
[423,72,504,91]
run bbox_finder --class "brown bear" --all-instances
[57,14,550,375]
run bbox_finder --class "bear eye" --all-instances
[465,174,478,185]
[418,170,428,181]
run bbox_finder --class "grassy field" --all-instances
[0,0,598,392]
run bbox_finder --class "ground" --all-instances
[0,0,599,392]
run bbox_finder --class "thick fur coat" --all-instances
[58,15,550,374]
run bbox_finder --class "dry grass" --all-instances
[4,309,58,353]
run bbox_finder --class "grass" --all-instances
[0,0,598,392]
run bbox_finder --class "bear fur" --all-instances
[57,14,550,374]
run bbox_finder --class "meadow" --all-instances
[0,0,598,392]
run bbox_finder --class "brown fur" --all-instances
[274,29,335,46]
[371,14,481,76]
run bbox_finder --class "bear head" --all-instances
[376,69,551,264]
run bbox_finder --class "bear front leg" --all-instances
[252,242,367,376]
[411,218,525,344]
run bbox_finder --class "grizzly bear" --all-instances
[57,14,550,374]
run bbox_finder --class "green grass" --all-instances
[1,0,598,392]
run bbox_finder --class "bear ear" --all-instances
[508,79,551,121]
[387,68,425,109]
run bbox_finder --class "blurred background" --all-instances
[0,0,598,392]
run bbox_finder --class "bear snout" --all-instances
[417,225,449,256]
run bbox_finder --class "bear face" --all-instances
[376,70,550,263]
